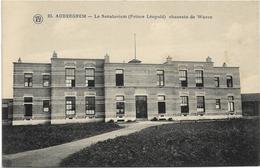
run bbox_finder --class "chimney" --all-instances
[206,56,212,62]
[166,56,172,63]
[52,50,57,58]
[223,62,227,67]
[104,53,110,63]
[18,57,22,63]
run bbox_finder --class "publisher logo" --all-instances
[33,14,43,24]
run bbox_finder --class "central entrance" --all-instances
[136,96,148,119]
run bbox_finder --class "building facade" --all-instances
[12,53,242,125]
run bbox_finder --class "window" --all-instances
[24,97,33,103]
[116,69,124,86]
[179,70,188,87]
[228,96,235,112]
[195,70,204,87]
[86,68,95,87]
[214,77,219,87]
[180,96,189,114]
[43,100,50,112]
[65,97,76,116]
[158,96,166,114]
[65,68,75,87]
[227,75,233,88]
[197,96,205,112]
[116,96,125,114]
[157,70,165,87]
[216,99,221,109]
[85,97,95,115]
[43,75,50,87]
[24,73,33,87]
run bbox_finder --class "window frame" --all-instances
[180,96,189,114]
[179,70,188,87]
[195,70,204,87]
[157,70,165,87]
[116,95,125,115]
[226,75,233,88]
[214,77,219,87]
[216,99,221,109]
[85,68,95,87]
[228,96,235,112]
[43,75,50,87]
[197,96,205,113]
[43,100,50,112]
[158,95,166,114]
[115,69,124,87]
[24,73,33,87]
[65,97,76,117]
[65,68,75,87]
[85,96,95,115]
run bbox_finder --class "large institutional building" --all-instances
[12,52,242,125]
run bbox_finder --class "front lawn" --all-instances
[61,118,260,167]
[2,122,121,154]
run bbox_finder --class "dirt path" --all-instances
[3,121,172,167]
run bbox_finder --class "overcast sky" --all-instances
[2,1,259,98]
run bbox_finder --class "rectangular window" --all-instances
[157,70,165,87]
[179,70,188,87]
[43,75,50,87]
[43,100,50,112]
[228,96,235,112]
[85,97,95,115]
[195,70,204,87]
[65,97,76,116]
[158,96,166,114]
[216,99,221,109]
[214,77,219,87]
[180,96,189,114]
[116,69,124,86]
[227,75,233,88]
[86,68,95,87]
[65,68,75,87]
[24,73,33,87]
[116,96,125,114]
[197,96,205,112]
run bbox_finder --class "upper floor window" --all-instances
[65,68,75,87]
[228,96,234,112]
[158,95,166,114]
[85,97,95,115]
[214,77,219,87]
[65,97,76,116]
[43,75,50,87]
[24,73,33,87]
[179,70,188,87]
[43,100,50,112]
[195,70,204,87]
[86,68,95,87]
[180,96,189,114]
[197,96,205,113]
[216,99,221,109]
[116,69,124,86]
[157,70,164,87]
[116,96,125,115]
[227,75,233,88]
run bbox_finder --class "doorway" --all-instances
[136,96,148,119]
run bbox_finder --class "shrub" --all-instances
[168,118,173,121]
[151,117,158,121]
[107,119,114,123]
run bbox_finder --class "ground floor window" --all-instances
[197,96,205,113]
[85,97,95,115]
[66,97,76,116]
[216,99,221,109]
[180,96,189,114]
[43,100,50,112]
[116,96,125,114]
[228,96,235,112]
[158,95,166,114]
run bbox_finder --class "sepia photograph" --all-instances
[1,0,259,167]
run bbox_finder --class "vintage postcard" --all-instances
[2,0,259,167]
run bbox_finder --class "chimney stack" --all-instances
[223,62,227,67]
[18,57,22,63]
[52,51,57,58]
[166,56,172,63]
[104,53,110,63]
[206,56,212,62]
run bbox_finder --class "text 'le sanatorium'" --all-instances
[48,14,213,19]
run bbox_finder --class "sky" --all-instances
[2,1,260,98]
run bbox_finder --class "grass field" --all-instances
[2,122,120,154]
[61,118,260,167]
